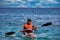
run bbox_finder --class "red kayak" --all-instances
[20,30,36,38]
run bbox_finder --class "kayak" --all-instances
[22,33,36,38]
[20,30,37,38]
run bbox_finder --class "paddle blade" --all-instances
[5,32,15,36]
[42,22,52,26]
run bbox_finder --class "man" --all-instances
[20,19,37,35]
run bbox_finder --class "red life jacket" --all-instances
[24,22,33,30]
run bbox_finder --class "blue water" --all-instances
[0,8,60,40]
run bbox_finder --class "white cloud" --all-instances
[35,0,60,8]
[17,5,28,7]
[27,0,34,1]
[5,0,15,3]
[1,0,25,5]
[1,0,25,3]
[16,0,26,3]
[46,0,59,4]
[0,0,60,8]
[35,3,42,7]
[0,1,12,5]
[3,0,11,1]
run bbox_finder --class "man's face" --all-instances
[27,21,31,25]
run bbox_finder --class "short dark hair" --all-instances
[27,19,32,22]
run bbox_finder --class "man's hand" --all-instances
[20,30,24,32]
[33,26,37,31]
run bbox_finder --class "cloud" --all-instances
[27,0,34,1]
[17,5,28,7]
[46,0,59,4]
[35,0,60,8]
[0,0,28,8]
[16,0,26,3]
[0,0,60,8]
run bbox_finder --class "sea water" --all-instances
[0,8,60,40]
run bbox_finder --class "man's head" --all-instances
[27,19,32,25]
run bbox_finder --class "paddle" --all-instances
[5,22,52,36]
[5,32,15,37]
[42,22,52,26]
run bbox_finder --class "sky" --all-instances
[0,0,60,8]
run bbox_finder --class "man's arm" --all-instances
[32,26,37,31]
